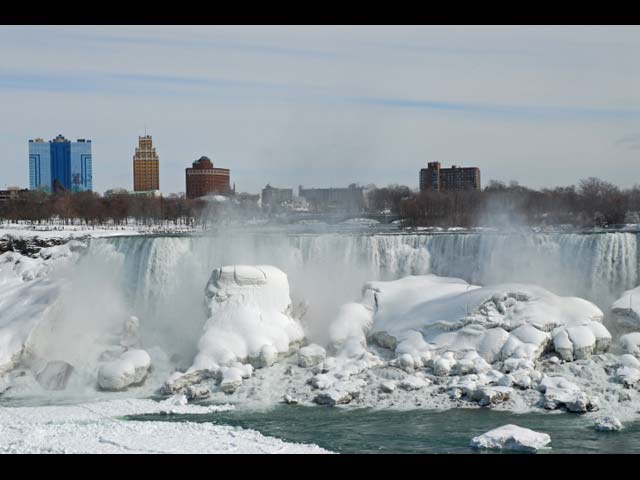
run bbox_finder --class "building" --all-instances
[298,184,365,213]
[419,162,481,192]
[185,156,231,199]
[261,184,293,209]
[0,186,28,202]
[28,135,92,193]
[133,135,160,192]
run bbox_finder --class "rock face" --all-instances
[470,424,551,452]
[35,361,74,391]
[97,349,151,391]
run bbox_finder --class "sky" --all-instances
[0,25,639,195]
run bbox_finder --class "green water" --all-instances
[126,405,640,454]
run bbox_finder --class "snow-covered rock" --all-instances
[283,394,299,404]
[470,424,551,452]
[313,380,363,406]
[161,369,218,399]
[539,376,596,412]
[615,366,640,387]
[473,386,513,406]
[612,286,640,328]
[327,274,609,376]
[594,415,623,432]
[97,349,151,391]
[298,344,326,368]
[399,374,430,391]
[619,332,640,357]
[379,380,396,393]
[190,266,304,372]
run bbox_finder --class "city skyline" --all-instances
[1,26,639,194]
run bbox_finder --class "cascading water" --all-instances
[95,231,640,357]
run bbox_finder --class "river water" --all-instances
[126,404,640,454]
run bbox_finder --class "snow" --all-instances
[0,398,329,454]
[469,424,551,452]
[190,265,304,375]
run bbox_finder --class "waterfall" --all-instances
[94,231,640,351]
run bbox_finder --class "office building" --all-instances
[28,135,92,193]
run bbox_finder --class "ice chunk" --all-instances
[594,415,623,432]
[470,424,551,452]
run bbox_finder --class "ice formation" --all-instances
[469,424,551,452]
[163,265,304,395]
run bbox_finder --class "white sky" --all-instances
[0,25,638,194]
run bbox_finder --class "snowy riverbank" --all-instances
[0,397,329,454]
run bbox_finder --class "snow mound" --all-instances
[190,265,304,374]
[470,424,551,452]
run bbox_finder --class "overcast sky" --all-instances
[0,25,638,194]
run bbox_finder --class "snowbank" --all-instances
[190,265,304,373]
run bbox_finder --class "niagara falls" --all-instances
[1,24,639,455]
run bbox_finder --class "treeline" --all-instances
[2,177,638,228]
[0,191,210,226]
[369,178,640,228]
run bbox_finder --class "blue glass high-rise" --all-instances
[28,135,92,192]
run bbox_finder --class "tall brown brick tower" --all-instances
[133,135,160,192]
